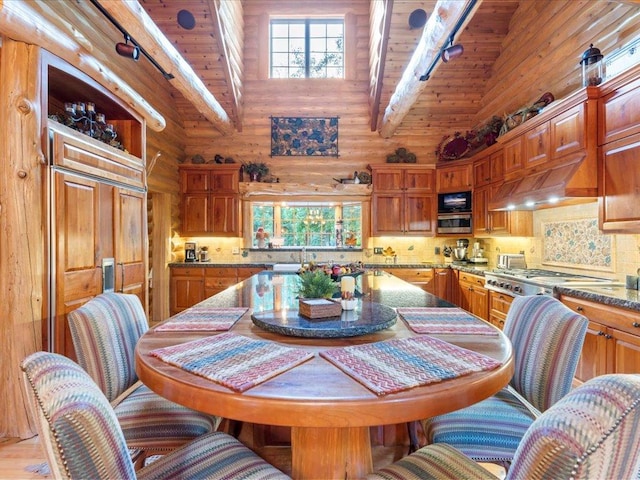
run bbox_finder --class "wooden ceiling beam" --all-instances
[97,0,234,136]
[378,0,482,139]
[368,0,393,131]
[206,0,244,131]
[0,0,167,132]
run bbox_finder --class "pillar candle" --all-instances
[341,276,355,296]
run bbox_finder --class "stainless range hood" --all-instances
[489,152,598,211]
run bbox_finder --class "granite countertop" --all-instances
[555,285,640,312]
[168,262,639,312]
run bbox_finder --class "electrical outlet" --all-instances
[232,247,240,255]
[374,247,383,255]
[434,246,441,255]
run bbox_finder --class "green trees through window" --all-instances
[251,202,361,248]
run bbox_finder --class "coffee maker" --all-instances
[184,241,198,262]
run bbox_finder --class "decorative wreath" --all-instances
[435,132,471,162]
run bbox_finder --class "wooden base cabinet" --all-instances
[561,295,640,384]
[457,272,489,321]
[488,291,513,330]
[170,266,265,315]
[384,268,452,302]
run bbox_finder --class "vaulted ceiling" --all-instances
[135,0,639,156]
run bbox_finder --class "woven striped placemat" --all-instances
[149,332,314,392]
[397,307,498,335]
[320,335,502,396]
[155,307,248,332]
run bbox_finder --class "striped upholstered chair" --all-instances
[67,292,219,455]
[21,351,290,480]
[368,374,640,480]
[420,295,588,464]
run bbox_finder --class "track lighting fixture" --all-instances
[441,41,464,63]
[115,35,140,61]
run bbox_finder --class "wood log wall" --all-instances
[180,0,640,186]
[181,0,422,184]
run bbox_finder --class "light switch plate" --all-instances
[232,247,240,254]
[374,247,383,255]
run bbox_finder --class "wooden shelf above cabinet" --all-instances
[239,182,372,198]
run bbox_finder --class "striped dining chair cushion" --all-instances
[22,352,137,479]
[22,352,291,480]
[379,375,640,480]
[68,292,148,401]
[366,443,496,480]
[68,292,219,450]
[423,295,588,462]
[507,373,640,479]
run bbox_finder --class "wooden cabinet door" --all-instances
[113,187,147,308]
[473,185,489,235]
[210,194,240,236]
[182,193,210,234]
[372,193,403,234]
[551,103,585,159]
[404,193,436,235]
[574,320,608,384]
[433,269,452,302]
[53,172,103,359]
[610,328,640,375]
[523,122,550,169]
[503,137,523,177]
[170,269,205,315]
[436,162,472,192]
[404,168,435,193]
[181,169,211,193]
[599,133,640,233]
[598,75,640,145]
[371,168,404,192]
[473,154,492,187]
[211,168,240,193]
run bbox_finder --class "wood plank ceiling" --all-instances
[139,0,639,160]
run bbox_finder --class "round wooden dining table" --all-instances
[136,271,514,479]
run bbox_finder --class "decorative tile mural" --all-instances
[270,117,339,157]
[542,218,614,271]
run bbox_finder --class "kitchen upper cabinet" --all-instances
[436,160,473,192]
[473,148,504,187]
[561,295,640,384]
[503,137,524,177]
[473,181,532,237]
[180,165,240,236]
[597,64,640,233]
[370,165,436,236]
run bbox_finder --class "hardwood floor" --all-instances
[0,430,408,479]
[0,437,49,479]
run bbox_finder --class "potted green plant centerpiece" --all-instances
[297,270,341,318]
[243,161,269,182]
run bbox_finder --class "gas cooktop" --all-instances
[485,268,622,296]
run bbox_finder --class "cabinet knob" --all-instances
[576,306,584,312]
[604,334,613,340]
[597,331,605,336]
[633,322,640,328]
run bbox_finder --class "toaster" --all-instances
[497,253,527,270]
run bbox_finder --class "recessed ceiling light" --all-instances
[177,9,196,30]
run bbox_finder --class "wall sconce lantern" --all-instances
[580,43,605,86]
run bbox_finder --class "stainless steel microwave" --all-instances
[437,213,472,234]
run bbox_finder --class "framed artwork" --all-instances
[270,116,339,157]
[541,218,614,272]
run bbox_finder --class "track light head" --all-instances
[115,35,140,61]
[441,43,464,63]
